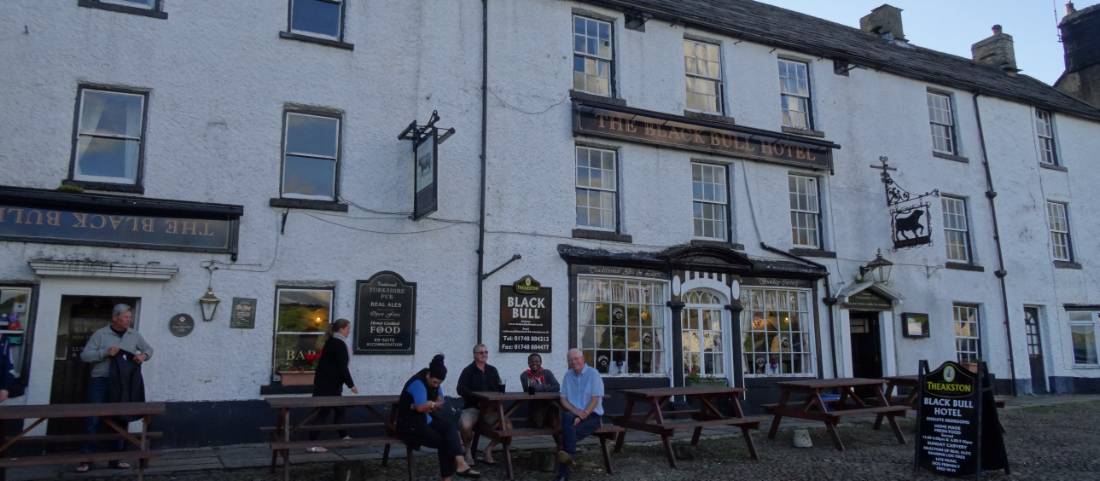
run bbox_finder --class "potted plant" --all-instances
[277,351,321,386]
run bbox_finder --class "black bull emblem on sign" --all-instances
[892,204,933,248]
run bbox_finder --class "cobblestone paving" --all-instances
[68,399,1100,481]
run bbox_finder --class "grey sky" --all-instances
[758,0,1099,85]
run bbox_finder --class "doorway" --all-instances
[1023,306,1047,394]
[849,311,882,379]
[48,295,139,434]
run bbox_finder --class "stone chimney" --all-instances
[1056,2,1100,107]
[971,25,1018,73]
[860,4,905,41]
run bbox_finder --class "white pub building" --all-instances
[1,0,1099,445]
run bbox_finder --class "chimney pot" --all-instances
[992,24,1002,35]
[971,25,1018,73]
[1066,2,1076,15]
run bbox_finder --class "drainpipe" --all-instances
[476,0,489,344]
[971,93,1018,396]
[760,243,838,379]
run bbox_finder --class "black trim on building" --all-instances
[78,0,167,19]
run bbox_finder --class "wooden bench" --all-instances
[0,401,164,481]
[768,378,907,451]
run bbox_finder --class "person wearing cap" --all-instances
[396,354,481,480]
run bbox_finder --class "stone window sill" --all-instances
[1054,260,1082,270]
[63,179,144,195]
[269,197,349,212]
[1039,163,1068,172]
[945,262,985,272]
[933,151,969,163]
[572,228,633,243]
[569,90,626,106]
[684,110,736,125]
[79,0,167,19]
[789,248,836,258]
[278,31,354,51]
[781,126,826,138]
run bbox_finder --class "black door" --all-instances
[849,311,882,379]
[1024,306,1047,394]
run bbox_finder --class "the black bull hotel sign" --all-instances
[499,275,552,353]
[916,360,1008,478]
[573,102,836,171]
[355,271,416,355]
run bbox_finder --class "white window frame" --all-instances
[288,0,345,41]
[1046,201,1073,262]
[954,303,981,363]
[572,15,614,97]
[927,91,958,155]
[1068,311,1099,367]
[682,289,726,378]
[788,174,821,249]
[741,287,815,377]
[778,58,813,130]
[281,111,340,201]
[72,87,147,185]
[272,287,333,375]
[575,145,618,231]
[684,38,724,114]
[576,276,670,377]
[691,162,729,241]
[1035,108,1059,166]
[941,196,972,263]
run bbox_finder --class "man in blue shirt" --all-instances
[556,348,604,480]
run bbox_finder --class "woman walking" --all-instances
[397,354,480,480]
[307,318,358,453]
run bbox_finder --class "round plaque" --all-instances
[169,313,195,337]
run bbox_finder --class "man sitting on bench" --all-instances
[555,348,604,481]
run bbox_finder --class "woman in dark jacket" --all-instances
[307,318,357,453]
[397,355,480,480]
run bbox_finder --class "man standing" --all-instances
[456,343,502,465]
[556,348,604,481]
[76,304,154,473]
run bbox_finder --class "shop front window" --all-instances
[0,287,32,378]
[273,288,332,375]
[577,277,667,376]
[741,287,813,377]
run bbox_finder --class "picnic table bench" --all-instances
[612,386,766,468]
[263,395,411,481]
[764,377,907,451]
[0,401,164,481]
[471,391,622,480]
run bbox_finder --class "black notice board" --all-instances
[499,277,551,353]
[915,360,1008,479]
[355,271,416,355]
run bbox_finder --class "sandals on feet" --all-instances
[456,467,481,479]
[109,461,131,469]
[75,463,91,473]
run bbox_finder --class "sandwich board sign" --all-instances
[915,360,1008,479]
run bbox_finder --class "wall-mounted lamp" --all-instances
[859,249,894,284]
[198,287,221,322]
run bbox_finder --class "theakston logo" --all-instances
[944,365,956,383]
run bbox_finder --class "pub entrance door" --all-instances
[1023,306,1047,394]
[48,295,139,434]
[849,311,882,380]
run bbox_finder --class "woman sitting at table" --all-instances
[307,318,358,453]
[519,353,560,428]
[397,354,481,480]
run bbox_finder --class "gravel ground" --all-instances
[73,399,1100,481]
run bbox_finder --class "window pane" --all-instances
[80,90,143,137]
[283,155,336,199]
[103,0,155,7]
[1072,324,1097,365]
[291,0,342,38]
[742,287,813,376]
[579,278,667,375]
[75,137,140,182]
[276,289,331,333]
[274,333,325,372]
[286,113,339,158]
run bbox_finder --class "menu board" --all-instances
[916,360,1008,478]
[355,271,416,355]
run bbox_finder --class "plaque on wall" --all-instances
[902,312,930,338]
[355,271,416,355]
[230,297,257,329]
[169,313,194,337]
[499,275,552,353]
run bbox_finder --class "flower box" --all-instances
[278,370,315,386]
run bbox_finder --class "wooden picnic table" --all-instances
[471,391,622,480]
[764,377,907,451]
[612,386,765,468]
[264,395,404,481]
[0,401,165,481]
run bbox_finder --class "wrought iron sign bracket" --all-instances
[871,156,939,250]
[397,110,455,145]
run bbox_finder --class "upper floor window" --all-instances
[282,111,340,201]
[788,175,821,249]
[78,0,167,19]
[941,196,972,263]
[927,91,957,155]
[1046,201,1073,262]
[778,59,812,130]
[684,39,723,114]
[1035,109,1058,166]
[289,0,345,40]
[691,162,728,241]
[70,86,148,188]
[575,145,617,231]
[573,15,614,97]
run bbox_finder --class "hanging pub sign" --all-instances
[872,156,938,249]
[355,271,416,355]
[915,360,1009,479]
[399,110,454,220]
[499,275,552,353]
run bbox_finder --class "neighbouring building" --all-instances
[1,0,1099,447]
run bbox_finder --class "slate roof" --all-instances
[581,0,1100,122]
